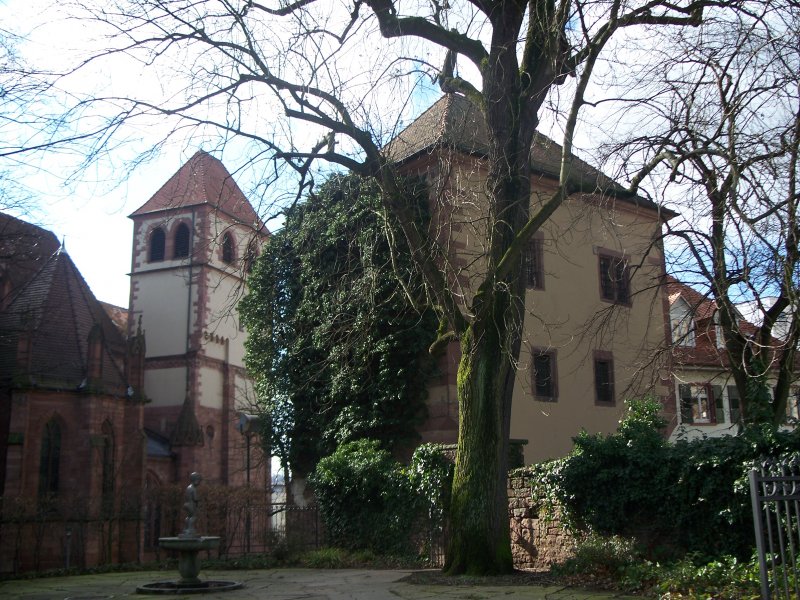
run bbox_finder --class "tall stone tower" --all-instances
[128,151,268,486]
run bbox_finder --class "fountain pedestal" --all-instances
[159,536,220,586]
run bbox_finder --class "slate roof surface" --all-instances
[386,93,672,216]
[131,150,266,229]
[0,214,128,392]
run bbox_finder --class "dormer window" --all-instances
[148,227,165,262]
[174,223,191,258]
[713,312,725,349]
[670,298,695,346]
[222,232,235,265]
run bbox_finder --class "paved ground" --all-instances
[0,569,641,600]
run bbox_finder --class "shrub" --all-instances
[555,398,800,560]
[310,439,418,554]
[310,440,453,556]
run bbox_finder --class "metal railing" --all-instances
[750,456,800,600]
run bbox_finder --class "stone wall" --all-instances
[508,471,580,571]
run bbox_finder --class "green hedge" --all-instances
[536,398,800,560]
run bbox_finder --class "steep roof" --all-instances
[666,276,719,322]
[0,215,128,392]
[386,93,672,216]
[130,150,265,228]
[0,212,61,298]
[665,276,767,368]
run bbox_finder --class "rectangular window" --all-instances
[788,388,800,422]
[727,385,741,424]
[524,239,544,290]
[598,253,630,305]
[679,384,714,424]
[594,353,615,405]
[532,350,557,401]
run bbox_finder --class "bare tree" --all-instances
[7,0,747,574]
[610,4,800,426]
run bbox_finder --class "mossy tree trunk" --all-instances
[444,321,517,574]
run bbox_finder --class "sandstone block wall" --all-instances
[508,471,580,571]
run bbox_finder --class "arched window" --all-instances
[174,223,191,258]
[101,421,115,514]
[39,419,61,499]
[144,473,162,549]
[148,228,165,262]
[222,232,235,265]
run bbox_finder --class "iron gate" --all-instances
[750,456,800,600]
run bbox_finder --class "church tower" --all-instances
[128,151,268,486]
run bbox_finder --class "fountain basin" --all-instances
[136,536,241,594]
[136,580,243,595]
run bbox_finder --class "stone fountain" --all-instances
[137,473,242,594]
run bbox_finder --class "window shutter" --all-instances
[712,386,724,423]
[727,386,741,424]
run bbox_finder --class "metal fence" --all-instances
[223,503,322,556]
[749,456,800,600]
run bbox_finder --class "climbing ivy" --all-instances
[240,174,437,477]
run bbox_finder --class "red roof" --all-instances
[667,276,767,368]
[130,151,265,228]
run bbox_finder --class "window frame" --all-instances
[524,236,544,290]
[678,383,718,425]
[173,222,191,259]
[593,351,616,406]
[597,251,631,306]
[221,232,235,265]
[38,418,61,500]
[531,348,558,402]
[148,227,166,263]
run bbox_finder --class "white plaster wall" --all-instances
[198,367,224,410]
[134,270,193,357]
[205,269,248,367]
[144,367,187,407]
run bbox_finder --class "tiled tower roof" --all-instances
[130,150,265,228]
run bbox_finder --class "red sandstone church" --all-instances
[0,152,270,572]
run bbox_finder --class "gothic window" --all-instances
[101,421,115,515]
[144,473,162,549]
[148,227,165,262]
[39,419,61,500]
[222,232,235,264]
[174,223,191,258]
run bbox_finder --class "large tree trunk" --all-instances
[444,321,516,575]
